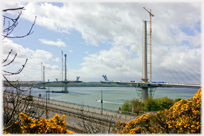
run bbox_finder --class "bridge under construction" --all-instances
[38,53,82,92]
[101,17,201,101]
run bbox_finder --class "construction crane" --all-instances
[76,76,80,81]
[143,7,154,83]
[102,75,109,81]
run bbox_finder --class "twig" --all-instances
[2,49,13,64]
[2,53,17,67]
[2,7,25,12]
[3,16,37,39]
[3,75,33,92]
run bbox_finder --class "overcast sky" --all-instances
[1,1,202,84]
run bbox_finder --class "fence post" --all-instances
[101,90,103,115]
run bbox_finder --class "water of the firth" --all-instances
[25,87,198,111]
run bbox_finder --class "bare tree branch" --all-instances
[2,6,37,40]
[2,53,17,67]
[2,49,13,64]
[3,16,37,39]
[2,12,22,39]
[3,58,28,76]
[2,7,41,133]
[3,121,15,131]
[2,7,25,12]
[3,75,33,92]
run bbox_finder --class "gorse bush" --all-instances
[15,113,73,134]
[174,98,182,103]
[113,89,201,134]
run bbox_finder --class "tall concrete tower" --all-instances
[43,66,45,88]
[142,20,148,101]
[64,54,68,92]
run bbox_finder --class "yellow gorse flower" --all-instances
[18,113,72,134]
[114,88,201,134]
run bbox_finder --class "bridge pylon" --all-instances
[64,54,68,93]
[141,20,149,101]
[38,65,46,89]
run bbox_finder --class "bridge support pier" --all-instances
[64,54,68,93]
[142,87,148,102]
[64,83,68,92]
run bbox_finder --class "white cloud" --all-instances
[13,2,199,49]
[2,38,61,81]
[2,2,201,48]
[1,2,201,84]
[65,42,200,84]
[52,58,61,62]
[39,39,66,47]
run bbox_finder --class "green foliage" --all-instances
[121,97,179,112]
[130,99,143,114]
[143,97,160,111]
[121,101,131,112]
[174,98,182,103]
[143,97,174,111]
[157,97,174,110]
[121,99,143,113]
[130,99,142,109]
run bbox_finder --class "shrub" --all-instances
[130,99,142,108]
[121,99,143,113]
[143,97,160,111]
[113,88,201,134]
[17,113,73,134]
[121,101,131,112]
[133,107,142,114]
[131,99,143,113]
[3,131,10,134]
[157,97,174,110]
[121,97,177,113]
[174,98,182,103]
[143,97,174,111]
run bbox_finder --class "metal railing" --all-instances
[7,93,150,119]
[32,95,142,121]
[5,92,147,123]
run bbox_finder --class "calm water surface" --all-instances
[26,87,198,110]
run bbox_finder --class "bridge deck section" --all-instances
[101,81,201,88]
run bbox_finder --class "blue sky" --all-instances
[1,1,202,84]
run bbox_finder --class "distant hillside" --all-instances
[6,81,133,87]
[43,82,133,87]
